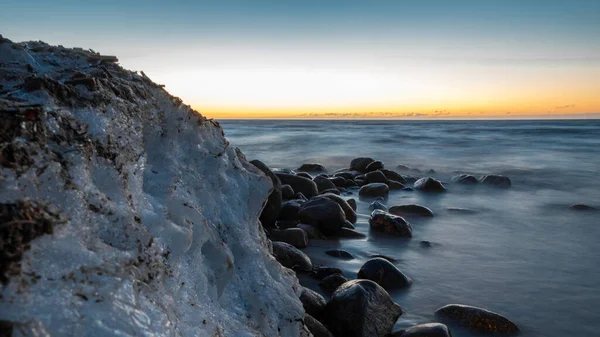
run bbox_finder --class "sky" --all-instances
[1,0,599,119]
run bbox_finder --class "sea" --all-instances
[219,119,600,337]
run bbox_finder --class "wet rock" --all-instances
[435,304,519,334]
[342,220,355,229]
[312,267,343,280]
[369,210,413,237]
[298,198,347,236]
[420,240,433,248]
[413,177,447,193]
[359,183,389,199]
[324,279,403,337]
[389,204,434,217]
[451,174,478,185]
[295,192,308,201]
[277,220,300,229]
[344,180,359,188]
[281,184,295,199]
[479,175,511,188]
[329,176,346,187]
[380,169,406,184]
[357,258,411,289]
[269,228,308,248]
[365,160,384,172]
[317,193,358,224]
[278,201,302,222]
[396,164,415,171]
[305,314,334,337]
[369,200,388,212]
[354,178,367,187]
[297,172,313,179]
[271,242,312,271]
[300,287,327,319]
[569,204,597,211]
[297,163,327,173]
[334,172,354,181]
[319,273,348,293]
[365,170,388,184]
[321,188,341,195]
[347,198,357,212]
[276,173,320,198]
[390,323,451,337]
[350,157,375,173]
[314,175,337,193]
[250,159,282,228]
[338,228,367,239]
[447,207,477,214]
[369,254,398,262]
[387,180,406,190]
[298,223,327,239]
[325,249,354,260]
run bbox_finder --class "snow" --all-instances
[0,38,306,336]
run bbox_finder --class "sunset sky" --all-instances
[1,0,599,118]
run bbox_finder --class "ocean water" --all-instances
[219,119,600,337]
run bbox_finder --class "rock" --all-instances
[325,249,354,260]
[295,192,308,201]
[304,314,334,337]
[396,164,415,171]
[357,258,411,289]
[365,160,384,172]
[317,193,358,224]
[390,323,451,337]
[277,220,300,229]
[298,223,327,239]
[312,267,343,280]
[369,210,413,237]
[298,198,347,236]
[342,220,355,229]
[281,184,295,199]
[420,240,433,248]
[319,273,348,293]
[276,173,320,198]
[250,159,282,228]
[413,177,447,192]
[329,176,346,187]
[403,176,418,184]
[350,157,375,173]
[344,180,359,188]
[338,228,367,239]
[354,178,367,186]
[447,207,477,214]
[297,163,327,173]
[478,175,511,188]
[369,200,388,212]
[297,172,313,179]
[427,169,436,174]
[435,304,519,334]
[369,254,398,262]
[314,175,337,193]
[569,204,597,211]
[380,169,406,184]
[324,279,403,337]
[451,174,478,185]
[359,183,389,199]
[321,188,341,195]
[389,204,434,217]
[278,201,302,221]
[270,228,308,248]
[300,287,327,319]
[387,180,406,190]
[334,171,355,180]
[347,198,357,211]
[271,242,312,271]
[365,170,388,184]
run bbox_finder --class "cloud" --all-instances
[555,104,576,109]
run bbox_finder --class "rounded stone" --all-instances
[276,172,320,198]
[304,314,334,337]
[314,175,337,193]
[391,323,451,337]
[365,170,388,184]
[357,258,412,289]
[298,198,347,236]
[451,174,478,185]
[317,193,358,224]
[365,160,384,172]
[478,174,511,188]
[298,223,327,239]
[297,163,327,173]
[312,266,343,280]
[319,273,348,293]
[269,228,308,248]
[569,204,597,211]
[350,157,375,173]
[435,304,519,334]
[250,159,282,228]
[380,169,406,184]
[369,210,413,237]
[413,177,447,192]
[369,200,388,212]
[359,183,389,199]
[271,241,312,271]
[325,249,354,260]
[389,204,434,217]
[278,201,302,221]
[337,228,367,239]
[300,287,327,319]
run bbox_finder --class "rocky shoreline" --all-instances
[255,157,521,336]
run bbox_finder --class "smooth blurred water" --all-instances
[220,119,600,337]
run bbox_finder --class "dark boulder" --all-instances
[298,223,327,239]
[269,228,308,248]
[569,204,597,211]
[479,175,511,188]
[297,172,313,180]
[324,279,403,337]
[344,180,359,188]
[271,242,312,271]
[338,228,367,239]
[278,201,302,221]
[357,258,412,289]
[347,198,357,212]
[451,174,478,185]
[447,207,477,214]
[305,314,334,337]
[295,192,308,201]
[312,267,343,280]
[369,200,388,212]
[365,170,388,184]
[317,193,358,224]
[314,175,337,193]
[413,177,447,193]
[281,184,295,199]
[329,176,347,187]
[300,287,327,319]
[359,183,389,199]
[276,173,320,198]
[354,178,367,187]
[334,171,355,180]
[380,169,406,184]
[325,249,354,260]
[387,180,406,190]
[250,159,282,228]
[342,220,355,229]
[365,160,384,172]
[390,323,451,337]
[389,204,434,217]
[369,254,398,262]
[350,157,375,173]
[369,210,413,237]
[297,163,327,173]
[435,304,519,334]
[298,198,347,236]
[321,188,341,195]
[319,273,348,293]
